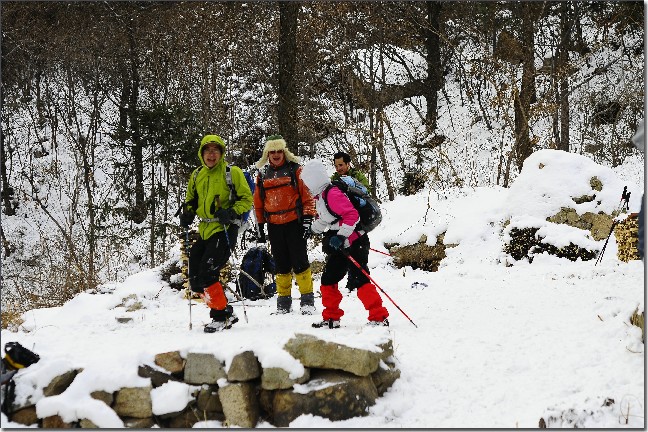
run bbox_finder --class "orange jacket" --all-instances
[254,161,316,225]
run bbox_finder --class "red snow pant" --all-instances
[320,234,389,322]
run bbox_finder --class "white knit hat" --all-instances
[301,159,331,196]
[255,135,300,168]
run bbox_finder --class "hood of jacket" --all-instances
[198,135,227,170]
[301,159,331,196]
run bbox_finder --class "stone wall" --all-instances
[7,334,400,428]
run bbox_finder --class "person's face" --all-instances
[269,149,285,167]
[334,158,350,175]
[203,144,222,168]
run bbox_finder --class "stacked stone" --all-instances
[614,214,640,262]
[6,334,400,428]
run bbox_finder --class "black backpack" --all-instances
[238,246,277,300]
[2,342,40,416]
[323,179,382,233]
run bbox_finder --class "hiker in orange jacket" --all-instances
[254,135,317,315]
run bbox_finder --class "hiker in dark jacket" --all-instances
[301,159,389,329]
[331,151,371,193]
[180,134,253,332]
[254,135,317,315]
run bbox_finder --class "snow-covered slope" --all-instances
[1,150,644,428]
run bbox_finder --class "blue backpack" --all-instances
[323,176,382,233]
[238,246,276,300]
[225,168,255,224]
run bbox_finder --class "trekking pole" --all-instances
[595,187,631,266]
[594,220,618,266]
[343,251,417,328]
[370,247,392,257]
[217,195,249,323]
[185,227,193,330]
[238,267,270,299]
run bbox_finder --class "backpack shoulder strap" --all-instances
[225,165,235,202]
[290,162,304,221]
[257,166,267,202]
[331,179,348,192]
[289,161,300,187]
[322,185,341,222]
[190,166,203,198]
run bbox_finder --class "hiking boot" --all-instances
[366,318,389,327]
[312,319,340,329]
[204,315,239,333]
[299,293,315,315]
[275,295,292,314]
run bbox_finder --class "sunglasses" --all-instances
[269,150,284,155]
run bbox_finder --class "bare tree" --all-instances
[277,1,300,151]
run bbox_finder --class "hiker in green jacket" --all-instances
[331,151,371,193]
[179,134,253,332]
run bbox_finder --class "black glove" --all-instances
[257,223,266,243]
[329,234,346,251]
[190,282,204,294]
[179,210,195,228]
[215,207,237,225]
[302,215,314,240]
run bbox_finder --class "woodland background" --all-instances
[0,1,644,319]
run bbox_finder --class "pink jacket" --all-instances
[312,186,362,247]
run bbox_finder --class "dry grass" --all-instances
[630,307,644,342]
[1,309,25,331]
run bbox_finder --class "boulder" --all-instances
[42,415,74,428]
[90,390,113,406]
[195,385,223,412]
[113,385,153,418]
[9,406,38,426]
[261,367,310,390]
[184,353,226,385]
[43,369,79,397]
[284,333,389,376]
[371,360,401,396]
[137,364,180,388]
[154,351,185,376]
[122,417,155,428]
[219,382,260,428]
[227,350,261,382]
[272,369,379,427]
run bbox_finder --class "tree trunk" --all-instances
[127,26,146,224]
[514,3,540,171]
[558,1,570,152]
[0,129,16,216]
[424,1,443,133]
[278,2,299,152]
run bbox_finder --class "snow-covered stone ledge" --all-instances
[7,333,400,428]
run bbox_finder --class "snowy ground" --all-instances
[1,150,645,428]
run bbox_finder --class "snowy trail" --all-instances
[3,147,645,428]
[2,251,643,428]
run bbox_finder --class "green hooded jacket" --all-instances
[331,167,371,193]
[185,136,253,240]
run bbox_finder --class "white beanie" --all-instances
[255,135,300,168]
[301,159,331,196]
